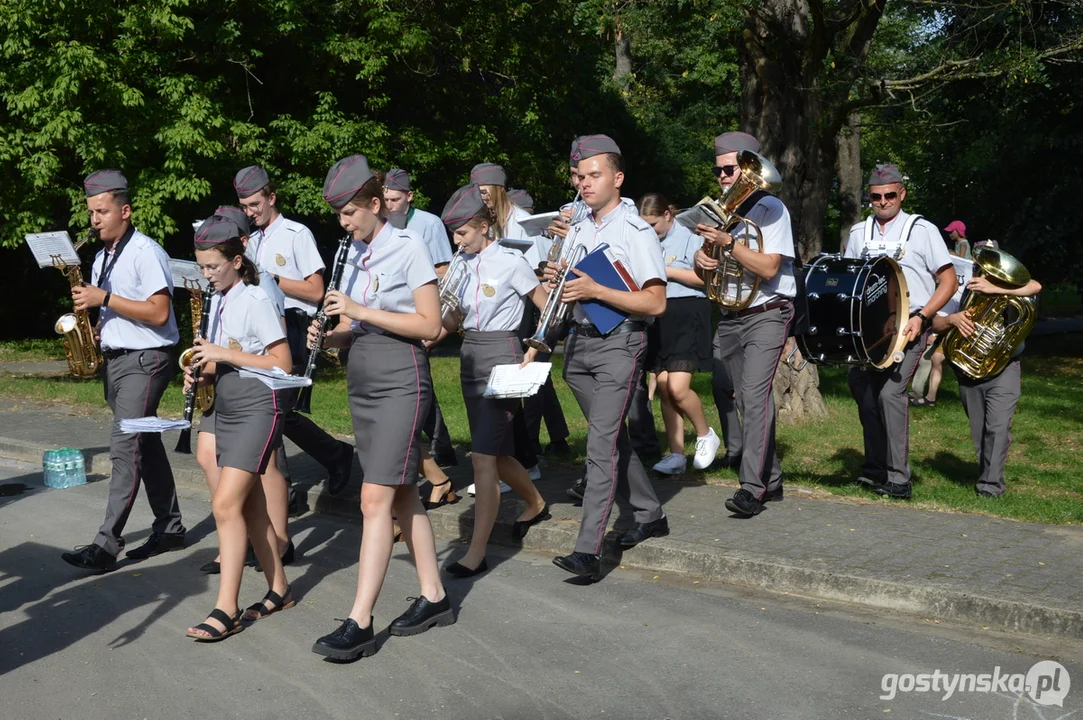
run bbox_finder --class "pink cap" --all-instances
[943,220,967,237]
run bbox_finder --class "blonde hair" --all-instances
[483,184,514,237]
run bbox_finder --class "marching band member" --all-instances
[637,193,720,475]
[438,184,551,577]
[844,163,958,499]
[310,156,453,661]
[693,133,797,518]
[61,170,185,572]
[184,215,293,641]
[544,135,670,581]
[234,166,355,495]
[932,242,1040,498]
[194,207,294,576]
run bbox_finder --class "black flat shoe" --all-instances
[186,608,243,642]
[553,552,601,581]
[445,558,488,578]
[327,442,354,496]
[619,514,669,548]
[125,532,185,560]
[199,559,221,575]
[389,595,455,636]
[312,617,376,661]
[725,489,765,518]
[512,505,551,539]
[422,479,459,511]
[566,479,586,501]
[61,544,116,573]
[253,540,296,573]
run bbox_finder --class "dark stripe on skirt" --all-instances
[461,331,522,456]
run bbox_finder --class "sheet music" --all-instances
[516,211,561,237]
[26,231,81,268]
[118,417,191,433]
[169,259,210,292]
[483,362,552,399]
[675,205,725,232]
[238,365,313,390]
[498,237,535,253]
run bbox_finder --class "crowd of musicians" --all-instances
[52,130,1040,661]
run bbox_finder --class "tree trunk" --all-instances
[613,28,632,82]
[836,110,863,253]
[774,339,828,423]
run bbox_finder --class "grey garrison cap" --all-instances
[868,163,905,187]
[84,169,128,197]
[470,163,507,187]
[714,132,761,155]
[570,136,587,165]
[385,168,411,193]
[508,188,534,213]
[441,184,486,231]
[193,215,242,249]
[575,135,621,163]
[214,206,251,236]
[233,165,270,198]
[323,155,375,210]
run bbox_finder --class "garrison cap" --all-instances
[714,132,760,155]
[233,165,271,198]
[214,206,251,236]
[84,169,128,198]
[470,163,507,187]
[323,155,375,210]
[868,163,905,187]
[441,184,486,231]
[570,136,587,165]
[193,215,242,249]
[508,188,534,213]
[385,168,411,193]
[574,135,621,163]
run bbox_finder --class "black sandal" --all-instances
[242,586,295,622]
[186,608,243,642]
[422,480,459,511]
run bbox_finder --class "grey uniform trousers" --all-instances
[716,304,793,498]
[958,358,1021,496]
[95,348,184,556]
[847,332,928,486]
[711,320,743,457]
[564,329,664,556]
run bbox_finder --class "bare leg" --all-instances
[393,486,446,603]
[347,484,396,628]
[657,372,686,455]
[926,350,945,402]
[460,453,500,570]
[420,447,452,505]
[243,473,288,602]
[668,371,710,436]
[496,455,546,521]
[647,372,657,402]
[196,432,223,564]
[261,449,290,555]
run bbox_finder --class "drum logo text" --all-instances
[866,275,888,305]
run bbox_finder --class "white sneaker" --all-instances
[527,465,542,482]
[467,481,513,496]
[693,428,722,470]
[466,483,476,496]
[652,453,687,475]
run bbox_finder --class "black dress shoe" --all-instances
[718,454,743,469]
[312,617,377,661]
[432,451,458,468]
[725,488,765,518]
[566,479,586,501]
[326,442,354,496]
[545,440,572,456]
[126,532,185,560]
[512,505,551,539]
[763,486,784,503]
[445,559,488,578]
[619,514,670,548]
[553,552,600,580]
[199,559,221,575]
[874,481,913,499]
[61,544,116,572]
[389,595,455,636]
[253,540,296,573]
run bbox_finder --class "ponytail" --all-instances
[240,255,261,286]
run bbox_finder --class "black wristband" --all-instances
[103,291,112,308]
[910,310,931,331]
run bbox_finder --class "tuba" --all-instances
[52,230,104,378]
[695,150,783,311]
[941,247,1037,380]
[439,247,471,321]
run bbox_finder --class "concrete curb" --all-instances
[2,434,1079,639]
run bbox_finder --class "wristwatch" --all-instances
[911,310,931,332]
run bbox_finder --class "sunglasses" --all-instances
[712,165,738,178]
[869,192,899,202]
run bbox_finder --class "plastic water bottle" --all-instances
[62,449,77,488]
[42,450,58,487]
[71,450,87,486]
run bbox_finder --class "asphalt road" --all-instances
[1,459,1079,720]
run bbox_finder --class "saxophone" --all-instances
[177,278,216,414]
[52,230,104,378]
[941,247,1037,380]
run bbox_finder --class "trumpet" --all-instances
[52,229,104,378]
[695,149,783,311]
[439,247,470,321]
[176,280,215,454]
[525,239,587,353]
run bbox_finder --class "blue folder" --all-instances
[573,243,640,335]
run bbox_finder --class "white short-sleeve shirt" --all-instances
[458,241,541,333]
[246,214,326,315]
[941,255,975,316]
[721,194,797,308]
[659,221,706,300]
[406,207,452,267]
[91,228,180,351]
[566,201,667,325]
[255,269,287,318]
[207,281,286,359]
[504,204,549,270]
[340,222,438,335]
[844,209,954,312]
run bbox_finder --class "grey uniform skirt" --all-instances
[461,331,522,456]
[347,332,432,486]
[213,365,285,474]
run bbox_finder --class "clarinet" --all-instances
[295,234,351,413]
[175,282,214,454]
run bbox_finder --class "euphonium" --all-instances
[941,247,1037,380]
[52,229,104,378]
[439,247,471,321]
[178,279,215,414]
[525,240,588,353]
[697,149,783,311]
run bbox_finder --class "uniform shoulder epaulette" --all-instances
[625,212,651,231]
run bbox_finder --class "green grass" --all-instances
[1,335,1080,525]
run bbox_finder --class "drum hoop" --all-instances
[865,256,911,370]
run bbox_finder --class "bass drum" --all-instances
[795,254,910,369]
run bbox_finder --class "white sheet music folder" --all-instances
[516,211,561,237]
[483,362,552,399]
[26,231,81,268]
[238,365,313,390]
[118,417,191,433]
